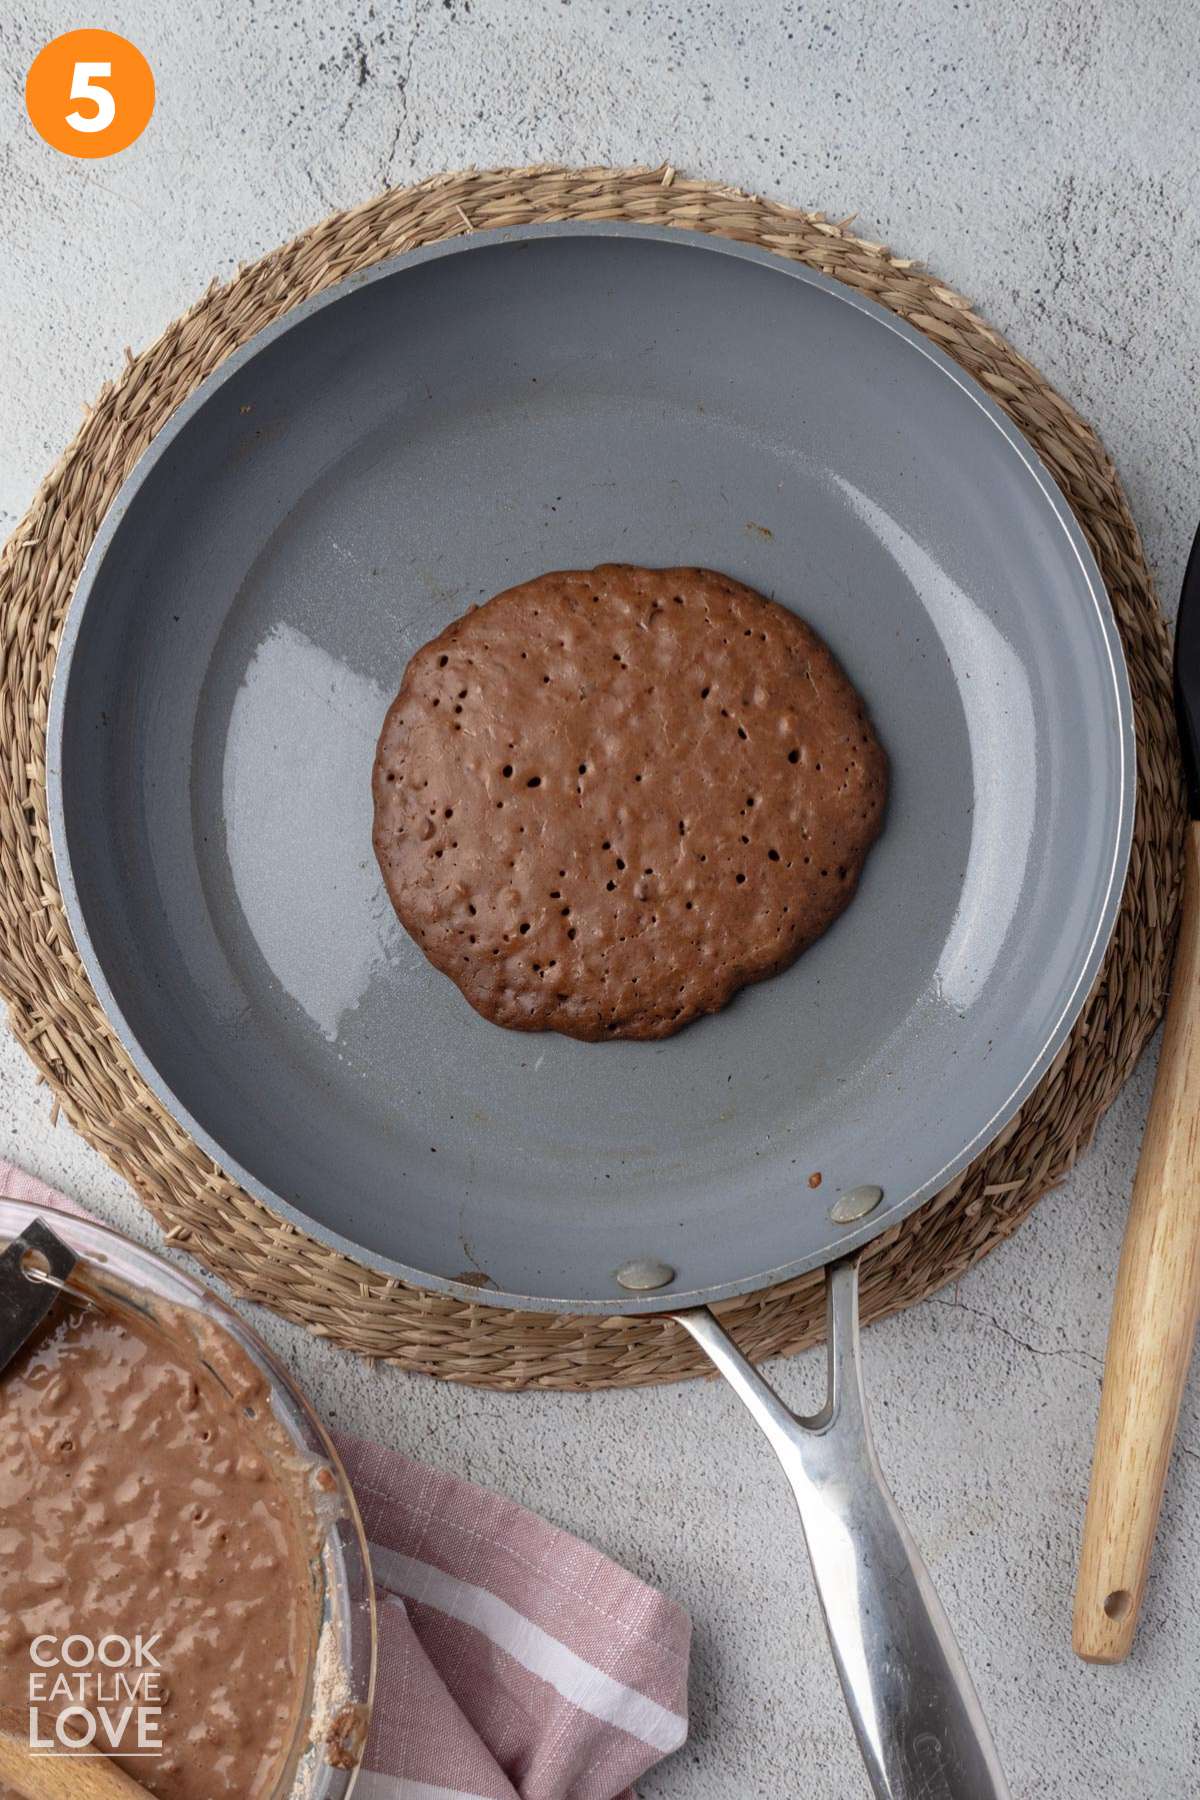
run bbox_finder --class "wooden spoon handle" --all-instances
[1073,818,1200,1662]
[0,1709,149,1799]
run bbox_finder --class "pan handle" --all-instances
[673,1257,1009,1800]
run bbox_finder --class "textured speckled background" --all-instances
[2,3,1199,1794]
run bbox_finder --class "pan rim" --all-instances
[46,220,1135,1315]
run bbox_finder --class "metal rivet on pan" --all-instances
[615,1258,677,1292]
[829,1185,884,1224]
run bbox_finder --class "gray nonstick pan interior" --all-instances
[48,223,1133,1313]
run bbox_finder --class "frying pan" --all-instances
[46,223,1133,1799]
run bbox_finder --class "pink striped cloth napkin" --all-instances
[0,1162,691,1800]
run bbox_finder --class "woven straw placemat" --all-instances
[0,165,1184,1387]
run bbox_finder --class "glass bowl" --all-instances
[0,1196,376,1798]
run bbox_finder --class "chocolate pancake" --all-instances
[372,565,887,1040]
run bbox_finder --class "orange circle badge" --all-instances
[25,30,154,159]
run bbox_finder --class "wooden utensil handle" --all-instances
[1073,818,1200,1662]
[0,1707,149,1799]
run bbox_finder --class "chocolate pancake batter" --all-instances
[0,1285,318,1799]
[373,564,888,1040]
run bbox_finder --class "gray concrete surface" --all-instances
[2,2,1199,1794]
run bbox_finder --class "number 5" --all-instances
[66,61,115,133]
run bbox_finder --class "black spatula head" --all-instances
[1174,523,1200,819]
[0,1218,77,1376]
